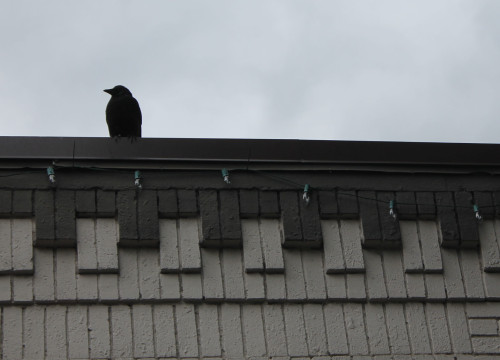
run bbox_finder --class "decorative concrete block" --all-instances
[75,189,95,216]
[416,191,436,219]
[383,250,407,300]
[2,307,22,360]
[340,219,365,272]
[426,303,452,353]
[343,303,369,355]
[319,190,339,218]
[201,248,224,301]
[396,191,417,219]
[455,191,479,246]
[461,249,485,300]
[280,191,303,247]
[385,303,411,354]
[35,190,55,246]
[324,303,349,355]
[178,217,202,272]
[88,305,111,359]
[283,250,306,301]
[400,220,424,272]
[435,192,460,248]
[222,249,245,300]
[118,248,140,300]
[242,218,264,272]
[259,190,280,217]
[260,218,285,273]
[23,306,45,359]
[220,303,244,358]
[322,219,345,273]
[242,304,267,357]
[364,249,387,301]
[46,305,67,359]
[77,218,119,273]
[12,190,32,216]
[177,189,197,216]
[199,189,221,246]
[239,189,259,217]
[198,304,222,357]
[359,190,382,248]
[299,191,323,248]
[55,190,76,246]
[132,304,155,358]
[159,218,180,272]
[302,250,327,300]
[303,304,328,355]
[418,220,443,273]
[337,190,359,218]
[117,190,138,245]
[447,303,472,354]
[469,318,499,336]
[219,189,242,246]
[263,304,288,356]
[175,303,199,358]
[98,274,119,301]
[33,248,54,302]
[55,248,77,301]
[377,191,401,246]
[67,305,89,359]
[154,304,177,358]
[405,303,431,354]
[158,189,178,217]
[138,248,160,299]
[441,248,466,300]
[283,305,308,356]
[96,190,116,217]
[137,189,159,245]
[111,305,133,358]
[479,220,500,272]
[364,303,390,355]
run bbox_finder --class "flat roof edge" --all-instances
[0,136,499,167]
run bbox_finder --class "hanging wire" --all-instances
[0,165,496,210]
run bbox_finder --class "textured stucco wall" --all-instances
[2,215,500,359]
[4,302,500,359]
[0,166,499,359]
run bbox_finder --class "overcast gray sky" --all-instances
[1,1,500,143]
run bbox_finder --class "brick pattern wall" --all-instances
[3,303,500,359]
[0,188,494,250]
[0,217,499,304]
[2,186,500,358]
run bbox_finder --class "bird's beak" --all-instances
[103,89,113,95]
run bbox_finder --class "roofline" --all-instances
[0,136,499,169]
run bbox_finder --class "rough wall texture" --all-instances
[3,302,500,359]
[1,171,500,359]
[1,217,500,304]
[1,216,500,358]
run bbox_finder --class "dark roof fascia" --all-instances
[0,136,499,171]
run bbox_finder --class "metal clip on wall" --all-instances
[47,166,56,185]
[389,200,397,220]
[222,168,230,184]
[134,170,142,189]
[303,184,310,205]
[473,204,482,221]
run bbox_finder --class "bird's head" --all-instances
[103,85,132,97]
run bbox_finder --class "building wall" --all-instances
[2,212,500,359]
[0,166,500,359]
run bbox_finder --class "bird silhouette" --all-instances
[104,85,142,139]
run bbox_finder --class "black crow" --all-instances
[104,85,142,139]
